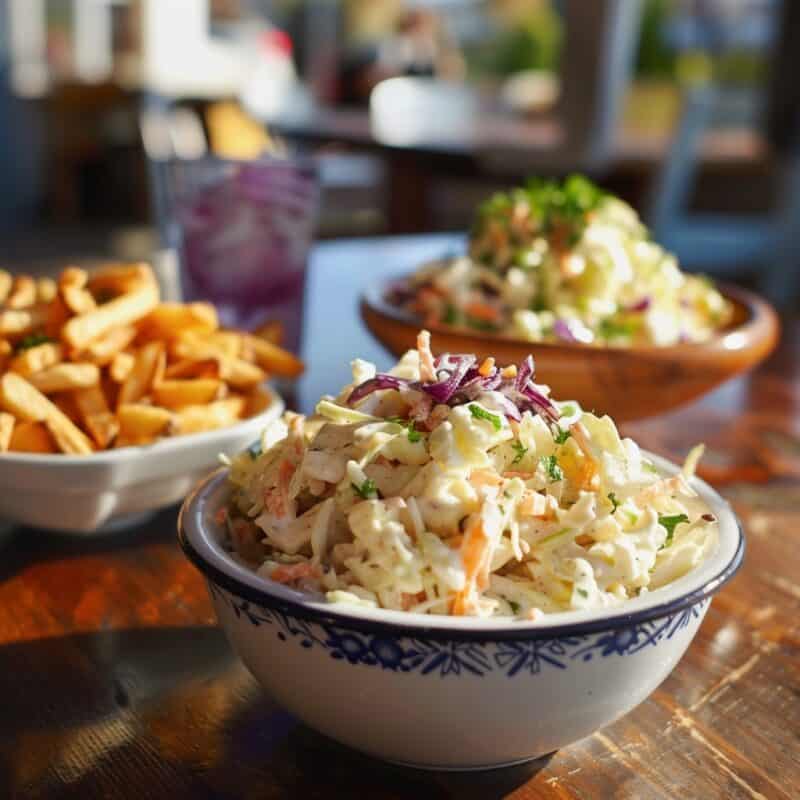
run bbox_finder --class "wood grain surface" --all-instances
[0,238,797,799]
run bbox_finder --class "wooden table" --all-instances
[1,236,798,799]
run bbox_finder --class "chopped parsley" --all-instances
[576,588,589,599]
[599,317,636,340]
[511,440,528,464]
[553,428,571,445]
[642,461,659,474]
[658,513,689,548]
[540,454,563,482]
[442,303,460,326]
[16,333,55,352]
[469,403,502,431]
[352,478,379,500]
[608,492,620,513]
[387,416,422,443]
[509,600,520,614]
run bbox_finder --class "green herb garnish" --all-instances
[576,588,589,599]
[540,454,563,482]
[511,440,528,464]
[469,404,502,431]
[442,303,460,326]
[598,317,636,340]
[658,513,689,548]
[642,461,659,474]
[15,333,55,352]
[608,492,620,513]
[387,416,422,443]
[352,479,379,500]
[509,601,520,614]
[553,428,571,445]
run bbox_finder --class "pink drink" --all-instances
[174,157,318,352]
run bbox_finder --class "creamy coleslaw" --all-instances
[225,332,718,618]
[393,176,731,347]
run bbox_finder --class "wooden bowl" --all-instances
[361,281,779,422]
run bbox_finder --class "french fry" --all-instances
[0,412,14,450]
[6,276,37,309]
[62,281,159,350]
[44,295,72,339]
[244,334,304,378]
[61,284,97,315]
[217,357,265,389]
[79,325,137,365]
[0,263,305,456]
[36,277,58,304]
[59,267,88,289]
[109,351,135,383]
[28,363,99,394]
[0,340,12,372]
[174,397,245,434]
[0,270,12,304]
[0,307,47,337]
[52,392,82,424]
[9,420,56,453]
[0,373,92,454]
[45,417,95,455]
[153,378,224,410]
[204,331,241,358]
[117,403,173,444]
[9,342,62,377]
[139,302,218,341]
[252,319,284,345]
[87,263,156,296]
[172,334,265,388]
[152,345,167,386]
[164,358,220,380]
[74,385,119,448]
[117,341,163,407]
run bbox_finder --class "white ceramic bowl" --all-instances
[0,387,283,535]
[178,452,743,770]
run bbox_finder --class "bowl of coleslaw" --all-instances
[362,176,779,421]
[178,334,743,769]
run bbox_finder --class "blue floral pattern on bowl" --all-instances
[210,584,709,679]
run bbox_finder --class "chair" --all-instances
[647,2,800,310]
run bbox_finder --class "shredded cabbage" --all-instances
[226,334,718,618]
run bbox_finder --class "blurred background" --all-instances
[0,0,798,308]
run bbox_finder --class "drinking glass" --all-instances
[165,154,318,353]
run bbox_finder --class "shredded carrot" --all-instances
[519,490,548,517]
[417,330,436,382]
[451,519,491,615]
[478,357,495,377]
[469,468,502,488]
[446,535,463,549]
[401,591,427,610]
[464,302,500,323]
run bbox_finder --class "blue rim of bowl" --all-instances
[178,469,745,643]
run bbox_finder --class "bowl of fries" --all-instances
[0,263,303,534]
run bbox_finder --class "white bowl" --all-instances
[0,387,283,535]
[178,452,743,770]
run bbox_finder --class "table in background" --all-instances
[1,236,798,799]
